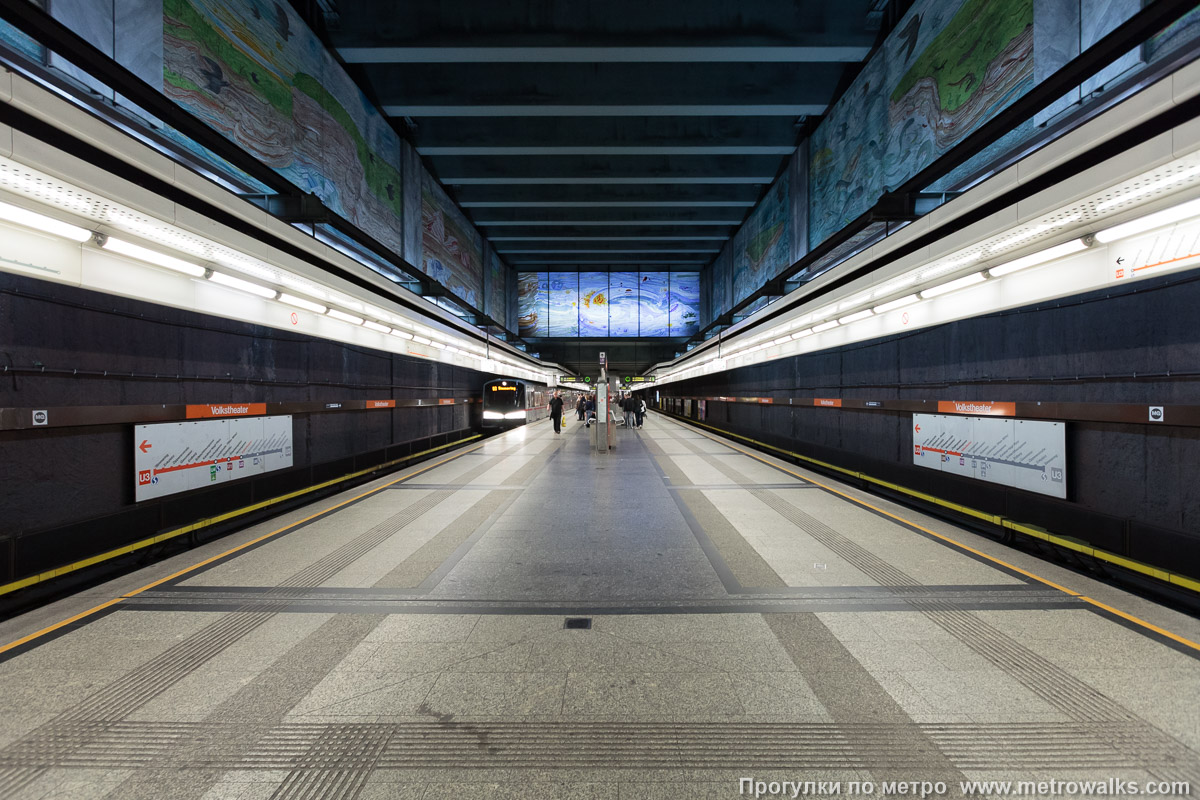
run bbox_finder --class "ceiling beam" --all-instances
[339,46,871,62]
[474,220,742,226]
[443,177,774,184]
[404,116,804,148]
[384,105,823,117]
[488,235,730,240]
[418,146,796,155]
[448,184,765,205]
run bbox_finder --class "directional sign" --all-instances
[135,415,293,501]
[912,413,1065,499]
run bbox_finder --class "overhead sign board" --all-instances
[622,376,656,383]
[913,413,1065,499]
[135,415,293,501]
[559,376,593,383]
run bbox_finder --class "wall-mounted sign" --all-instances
[936,400,1016,417]
[912,413,1065,499]
[814,398,842,408]
[135,415,293,502]
[185,403,267,419]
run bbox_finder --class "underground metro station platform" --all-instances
[2,0,1200,797]
[2,415,1199,798]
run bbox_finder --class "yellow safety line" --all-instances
[657,412,1200,654]
[0,436,481,601]
[0,433,494,655]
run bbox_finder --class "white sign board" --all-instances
[135,415,294,501]
[912,413,1066,499]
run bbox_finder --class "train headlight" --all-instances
[504,411,526,419]
[483,410,505,420]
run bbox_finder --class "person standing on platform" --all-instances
[623,393,635,429]
[585,394,595,426]
[637,395,646,428]
[549,391,564,435]
[576,395,585,421]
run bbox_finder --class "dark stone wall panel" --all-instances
[0,273,493,540]
[664,271,1200,545]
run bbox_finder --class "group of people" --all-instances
[620,393,646,429]
[548,390,646,434]
[576,394,594,422]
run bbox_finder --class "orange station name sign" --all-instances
[186,403,267,419]
[936,400,1016,417]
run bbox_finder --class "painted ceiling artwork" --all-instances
[485,250,508,326]
[420,173,484,309]
[809,0,1034,248]
[732,171,791,306]
[518,272,700,339]
[883,0,1034,190]
[162,0,404,256]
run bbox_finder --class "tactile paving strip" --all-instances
[0,721,1187,772]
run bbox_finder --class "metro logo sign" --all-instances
[186,403,267,419]
[138,469,152,486]
[936,401,1016,417]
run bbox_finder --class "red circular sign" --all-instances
[290,312,299,325]
[901,312,910,325]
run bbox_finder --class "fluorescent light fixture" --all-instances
[0,200,91,241]
[328,309,365,325]
[872,274,918,298]
[278,293,327,314]
[773,336,792,346]
[1094,197,1200,243]
[430,340,447,349]
[837,309,874,325]
[413,336,432,345]
[101,237,207,277]
[791,329,813,340]
[919,271,986,299]
[391,329,414,340]
[363,320,391,333]
[1096,165,1200,211]
[873,294,920,313]
[838,293,872,311]
[987,240,1088,278]
[812,320,839,333]
[207,271,277,299]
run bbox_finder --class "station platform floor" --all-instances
[2,412,1200,799]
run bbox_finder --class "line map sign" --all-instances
[912,413,1066,499]
[135,415,294,502]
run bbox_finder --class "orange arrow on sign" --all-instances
[139,440,152,453]
[914,425,921,433]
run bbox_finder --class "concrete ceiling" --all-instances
[312,0,888,374]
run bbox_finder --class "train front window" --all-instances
[487,383,523,410]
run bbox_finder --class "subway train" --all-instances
[481,379,550,428]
